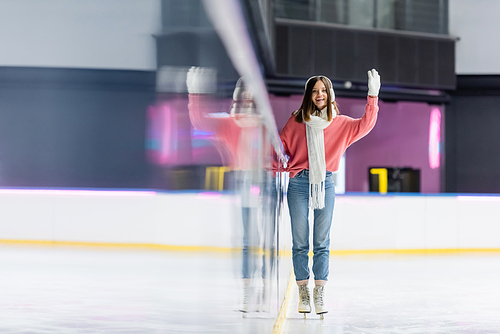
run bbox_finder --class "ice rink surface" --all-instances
[0,245,275,334]
[2,245,500,333]
[283,254,500,334]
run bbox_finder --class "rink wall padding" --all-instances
[0,190,233,250]
[332,194,500,251]
[0,190,500,252]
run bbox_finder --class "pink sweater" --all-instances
[188,94,242,168]
[279,96,379,178]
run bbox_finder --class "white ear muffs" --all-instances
[305,76,335,102]
[233,77,245,101]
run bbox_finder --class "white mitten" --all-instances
[367,69,381,97]
[186,67,217,94]
[186,66,199,94]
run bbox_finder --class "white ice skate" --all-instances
[298,285,311,318]
[240,282,266,316]
[240,282,250,316]
[313,286,328,320]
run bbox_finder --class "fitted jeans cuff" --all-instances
[296,279,309,286]
[314,280,327,287]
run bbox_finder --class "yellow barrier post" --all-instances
[205,167,231,191]
[370,168,388,194]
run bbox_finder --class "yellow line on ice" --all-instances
[329,248,500,255]
[2,239,500,256]
[272,270,295,334]
[0,239,232,253]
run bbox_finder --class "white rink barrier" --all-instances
[332,194,500,251]
[0,190,499,251]
[0,190,234,249]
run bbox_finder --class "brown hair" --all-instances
[294,76,340,123]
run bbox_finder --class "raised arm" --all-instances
[186,66,221,132]
[347,69,381,145]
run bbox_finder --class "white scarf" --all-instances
[304,107,335,209]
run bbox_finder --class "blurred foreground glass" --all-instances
[146,62,287,314]
[146,0,290,319]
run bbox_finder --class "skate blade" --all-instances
[299,311,311,320]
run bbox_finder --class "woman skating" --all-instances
[279,69,381,316]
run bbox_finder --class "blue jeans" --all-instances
[241,175,278,279]
[287,169,335,282]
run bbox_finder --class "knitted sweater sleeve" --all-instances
[279,115,298,158]
[188,93,221,132]
[345,96,379,146]
[271,115,295,173]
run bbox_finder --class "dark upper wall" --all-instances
[0,67,155,188]
[157,0,240,83]
[445,75,500,193]
[274,19,456,90]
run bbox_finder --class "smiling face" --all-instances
[311,80,328,110]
